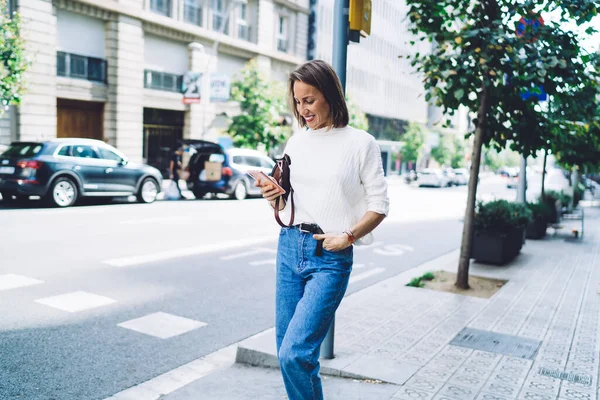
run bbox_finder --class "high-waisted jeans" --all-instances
[275,226,353,400]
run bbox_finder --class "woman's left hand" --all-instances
[313,233,351,252]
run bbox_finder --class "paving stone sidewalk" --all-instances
[163,205,600,400]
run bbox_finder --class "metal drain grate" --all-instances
[539,367,593,386]
[450,328,542,360]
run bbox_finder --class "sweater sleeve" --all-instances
[360,136,389,216]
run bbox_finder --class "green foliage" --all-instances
[421,272,435,281]
[407,277,424,288]
[407,272,436,287]
[451,136,467,168]
[430,133,453,166]
[0,1,29,113]
[527,201,553,223]
[474,200,533,233]
[404,0,600,157]
[574,182,585,207]
[400,122,426,164]
[228,60,290,152]
[483,146,520,171]
[346,95,369,131]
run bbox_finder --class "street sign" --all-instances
[182,72,202,104]
[210,74,231,102]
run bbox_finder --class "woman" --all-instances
[257,60,389,400]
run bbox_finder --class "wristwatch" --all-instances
[343,230,357,244]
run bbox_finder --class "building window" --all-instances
[184,0,203,26]
[212,0,227,32]
[277,15,288,53]
[144,70,183,93]
[56,52,107,83]
[150,0,171,17]
[237,3,249,40]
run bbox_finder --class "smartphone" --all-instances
[247,170,286,194]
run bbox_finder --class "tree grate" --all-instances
[538,367,593,386]
[449,328,542,360]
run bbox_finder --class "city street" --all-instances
[0,176,514,400]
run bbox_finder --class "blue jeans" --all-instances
[275,226,353,400]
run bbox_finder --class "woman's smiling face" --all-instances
[293,81,331,129]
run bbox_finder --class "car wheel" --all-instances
[233,181,248,200]
[48,177,78,207]
[193,189,206,200]
[137,178,159,204]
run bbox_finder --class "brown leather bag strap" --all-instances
[274,189,294,227]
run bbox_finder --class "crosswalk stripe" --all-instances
[221,248,276,260]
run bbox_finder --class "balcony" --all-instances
[56,52,107,83]
[144,70,183,93]
[184,2,203,26]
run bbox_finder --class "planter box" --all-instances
[526,219,547,240]
[472,228,524,265]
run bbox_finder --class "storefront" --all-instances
[143,108,185,177]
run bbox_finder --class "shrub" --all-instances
[474,200,533,234]
[527,201,553,223]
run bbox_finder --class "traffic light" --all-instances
[349,0,371,38]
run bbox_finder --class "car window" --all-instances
[72,145,99,159]
[3,143,43,157]
[260,157,275,169]
[242,156,262,168]
[56,146,71,156]
[232,155,245,165]
[98,148,122,162]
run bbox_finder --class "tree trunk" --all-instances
[541,148,548,199]
[456,86,490,290]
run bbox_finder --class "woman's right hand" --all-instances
[256,177,283,202]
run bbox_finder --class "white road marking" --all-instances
[0,274,44,291]
[117,312,207,339]
[221,248,276,260]
[249,259,277,266]
[354,241,384,251]
[353,263,366,269]
[35,291,116,313]
[349,267,386,284]
[373,244,415,256]
[103,236,275,267]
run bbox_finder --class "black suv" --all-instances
[183,140,275,200]
[0,139,163,207]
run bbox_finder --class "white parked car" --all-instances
[418,169,451,188]
[452,168,469,185]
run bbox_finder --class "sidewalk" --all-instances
[115,204,600,400]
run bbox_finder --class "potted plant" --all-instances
[543,190,562,224]
[472,200,532,265]
[526,201,552,239]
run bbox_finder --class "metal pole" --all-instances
[517,155,527,203]
[320,0,348,361]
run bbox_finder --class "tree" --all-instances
[346,95,369,131]
[228,60,289,152]
[400,122,426,166]
[451,136,467,168]
[430,132,453,166]
[405,0,599,288]
[0,0,29,113]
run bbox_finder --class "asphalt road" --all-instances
[0,177,511,400]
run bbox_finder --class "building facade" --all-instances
[1,0,308,171]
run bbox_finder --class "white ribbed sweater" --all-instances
[279,125,389,245]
